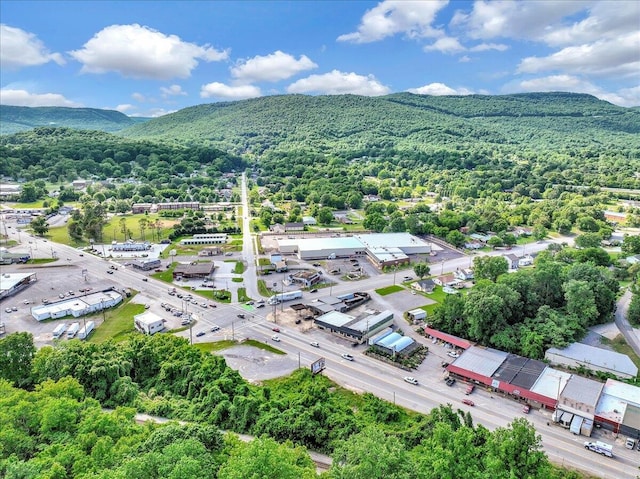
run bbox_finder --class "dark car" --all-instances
[310,288,318,293]
[237,314,245,319]
[462,399,475,406]
[445,378,456,387]
[196,331,205,337]
[256,303,265,308]
[272,327,280,332]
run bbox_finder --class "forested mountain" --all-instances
[119,92,640,156]
[0,105,148,135]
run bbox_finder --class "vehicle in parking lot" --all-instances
[11,306,17,311]
[237,314,245,319]
[310,341,319,348]
[441,361,450,368]
[107,270,114,274]
[271,335,281,342]
[462,399,475,406]
[445,378,456,387]
[522,404,531,414]
[196,331,205,337]
[403,276,413,281]
[447,351,460,358]
[246,301,254,305]
[295,319,301,324]
[23,300,30,304]
[180,319,191,326]
[341,353,354,361]
[465,384,475,395]
[5,307,12,313]
[272,327,280,332]
[211,325,220,332]
[404,376,419,385]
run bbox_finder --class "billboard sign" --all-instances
[311,357,326,375]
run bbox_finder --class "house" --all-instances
[625,255,640,265]
[464,241,483,250]
[302,216,317,225]
[518,254,534,267]
[413,279,435,293]
[454,268,474,281]
[285,222,304,232]
[269,223,286,234]
[469,233,491,243]
[134,312,165,335]
[505,254,520,270]
[434,274,457,287]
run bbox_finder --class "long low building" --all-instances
[275,232,432,268]
[31,290,122,321]
[314,309,394,343]
[545,343,638,379]
[0,272,37,299]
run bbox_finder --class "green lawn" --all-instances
[28,258,57,264]
[231,261,246,274]
[375,285,403,296]
[89,300,145,343]
[194,340,239,353]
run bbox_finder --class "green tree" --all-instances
[622,234,640,254]
[30,216,49,236]
[473,256,508,282]
[413,263,430,279]
[0,332,35,388]
[628,293,640,326]
[318,207,334,225]
[574,232,602,248]
[445,230,466,248]
[218,436,316,479]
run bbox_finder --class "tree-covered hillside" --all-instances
[119,92,640,156]
[0,105,148,135]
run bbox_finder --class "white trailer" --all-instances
[52,323,67,339]
[584,441,613,458]
[66,322,80,338]
[267,290,303,305]
[78,321,95,340]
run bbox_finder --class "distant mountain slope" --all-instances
[119,92,640,155]
[0,105,149,135]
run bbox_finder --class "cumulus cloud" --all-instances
[470,43,508,52]
[200,82,262,100]
[231,51,317,83]
[287,70,390,96]
[0,24,65,69]
[114,104,135,113]
[424,37,465,54]
[69,24,229,79]
[160,84,187,98]
[338,0,448,43]
[0,88,81,107]
[408,83,473,96]
[518,33,640,78]
[507,75,640,107]
[131,92,146,102]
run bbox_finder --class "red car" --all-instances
[462,399,475,406]
[465,385,475,395]
[272,327,280,332]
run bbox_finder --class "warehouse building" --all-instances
[314,309,393,343]
[545,343,638,379]
[180,233,228,246]
[134,312,165,335]
[0,272,37,299]
[31,291,122,321]
[595,379,640,437]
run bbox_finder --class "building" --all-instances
[132,201,200,214]
[412,279,435,293]
[288,270,322,287]
[31,291,122,321]
[433,274,457,287]
[302,216,316,225]
[180,233,228,246]
[0,272,37,299]
[173,262,215,279]
[545,343,638,379]
[371,330,416,357]
[131,258,162,271]
[314,309,393,343]
[453,268,474,281]
[199,246,222,256]
[556,375,603,435]
[134,312,165,335]
[406,308,426,322]
[505,254,520,270]
[518,255,535,267]
[111,241,151,252]
[423,327,472,350]
[595,379,640,436]
[284,222,304,232]
[306,292,370,315]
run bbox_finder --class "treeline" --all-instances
[0,332,586,479]
[433,252,619,361]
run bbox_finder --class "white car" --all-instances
[271,335,281,342]
[447,351,460,359]
[404,376,419,385]
[310,341,320,348]
[341,353,354,361]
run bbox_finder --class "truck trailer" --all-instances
[66,322,80,338]
[52,323,67,339]
[267,290,303,305]
[584,441,613,458]
[78,321,95,340]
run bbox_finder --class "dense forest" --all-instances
[0,332,586,479]
[0,105,148,135]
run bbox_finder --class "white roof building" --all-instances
[546,343,638,379]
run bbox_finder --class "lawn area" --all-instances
[28,258,57,264]
[231,261,246,274]
[88,300,145,343]
[375,285,403,296]
[194,340,239,353]
[237,287,250,303]
[242,339,286,355]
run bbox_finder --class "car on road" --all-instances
[272,327,280,332]
[208,303,217,308]
[465,384,475,395]
[462,399,475,406]
[144,304,150,309]
[445,378,456,387]
[403,276,413,281]
[59,293,65,298]
[341,353,354,361]
[180,319,191,326]
[271,335,281,342]
[142,278,148,282]
[309,288,318,293]
[310,341,320,348]
[404,376,419,385]
[79,253,84,257]
[211,325,220,332]
[107,270,114,274]
[256,303,265,308]
[441,361,450,368]
[196,331,205,337]
[522,404,531,414]
[447,351,460,358]
[312,263,321,267]
[237,314,245,319]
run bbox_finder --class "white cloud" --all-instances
[160,84,187,98]
[518,32,640,78]
[70,24,229,79]
[0,88,81,107]
[508,75,640,107]
[408,83,473,96]
[287,70,390,96]
[200,82,262,100]
[338,0,448,43]
[131,92,146,102]
[231,51,318,83]
[114,104,135,113]
[423,36,465,54]
[0,24,65,69]
[470,42,508,52]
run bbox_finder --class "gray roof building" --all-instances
[546,343,638,379]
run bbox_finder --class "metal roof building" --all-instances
[448,346,508,378]
[314,309,394,343]
[557,375,604,420]
[546,343,638,379]
[595,379,640,436]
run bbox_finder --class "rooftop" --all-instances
[560,375,604,406]
[492,355,547,390]
[450,345,508,378]
[547,343,638,377]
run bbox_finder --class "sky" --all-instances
[1,0,639,117]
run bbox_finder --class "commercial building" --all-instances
[134,312,165,335]
[31,290,122,321]
[131,258,161,271]
[314,309,393,343]
[546,343,638,379]
[180,233,228,246]
[370,329,416,357]
[595,379,640,436]
[173,262,215,279]
[0,272,37,299]
[111,241,151,252]
[306,292,370,315]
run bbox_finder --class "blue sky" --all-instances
[1,0,638,117]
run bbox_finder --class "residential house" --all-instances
[505,254,520,270]
[285,222,305,232]
[454,268,474,281]
[412,279,435,293]
[518,254,534,267]
[434,274,458,287]
[302,216,317,225]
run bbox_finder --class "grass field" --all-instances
[375,285,403,296]
[89,299,145,343]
